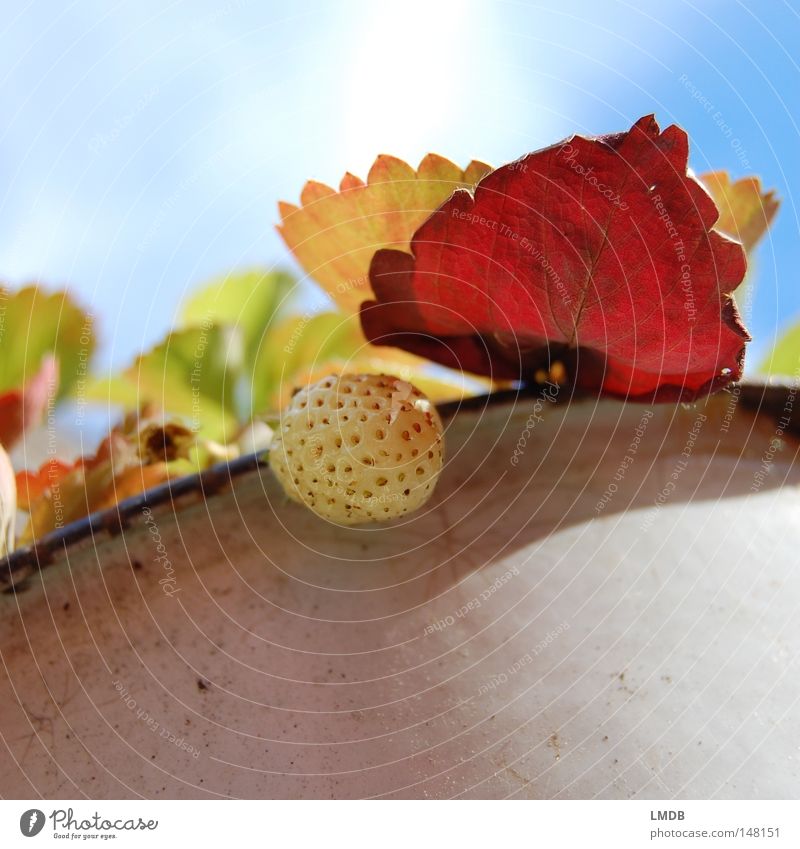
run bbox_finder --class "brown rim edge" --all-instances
[1,380,797,591]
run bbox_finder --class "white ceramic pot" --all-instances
[1,389,798,798]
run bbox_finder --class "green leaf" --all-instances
[89,270,299,438]
[83,374,145,410]
[759,321,800,379]
[248,310,478,415]
[179,268,298,367]
[89,325,243,441]
[0,286,95,398]
[249,312,364,414]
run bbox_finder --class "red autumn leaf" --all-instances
[15,458,76,509]
[361,115,749,402]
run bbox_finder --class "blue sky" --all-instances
[1,0,797,373]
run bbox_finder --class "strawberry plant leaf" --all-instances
[179,268,297,367]
[15,421,188,545]
[277,154,492,313]
[759,320,800,378]
[361,115,749,402]
[699,171,779,252]
[249,311,477,414]
[88,325,242,441]
[0,285,94,398]
[89,268,473,442]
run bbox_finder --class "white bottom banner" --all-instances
[1,800,797,847]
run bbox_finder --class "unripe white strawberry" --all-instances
[269,374,444,524]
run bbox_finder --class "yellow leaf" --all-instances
[759,319,800,378]
[277,154,492,313]
[700,171,779,252]
[0,285,95,399]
